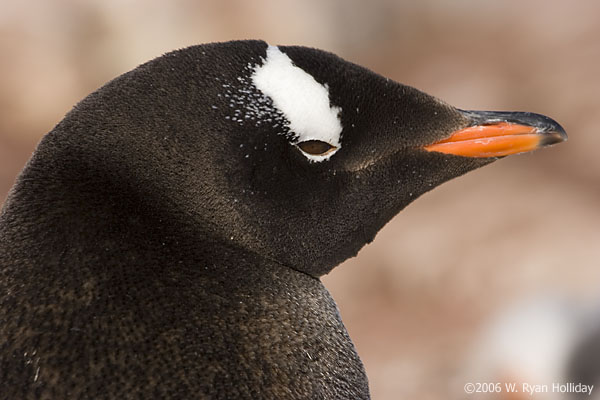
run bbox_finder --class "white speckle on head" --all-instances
[251,45,343,162]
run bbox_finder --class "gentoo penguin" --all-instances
[0,40,566,399]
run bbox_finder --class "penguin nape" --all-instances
[0,40,566,399]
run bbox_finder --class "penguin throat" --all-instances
[251,45,343,162]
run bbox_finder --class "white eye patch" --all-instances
[252,45,343,162]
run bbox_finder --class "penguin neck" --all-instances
[1,138,284,284]
[0,136,372,400]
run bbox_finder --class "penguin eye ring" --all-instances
[297,140,337,156]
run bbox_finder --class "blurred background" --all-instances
[1,1,599,398]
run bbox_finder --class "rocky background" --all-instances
[1,1,599,399]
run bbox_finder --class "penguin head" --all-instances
[45,40,566,277]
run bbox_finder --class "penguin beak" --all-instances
[424,110,567,158]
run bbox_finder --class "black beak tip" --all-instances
[541,125,568,146]
[523,113,567,152]
[525,111,568,144]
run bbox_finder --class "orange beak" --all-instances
[424,111,567,158]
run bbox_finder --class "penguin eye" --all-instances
[297,140,337,156]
